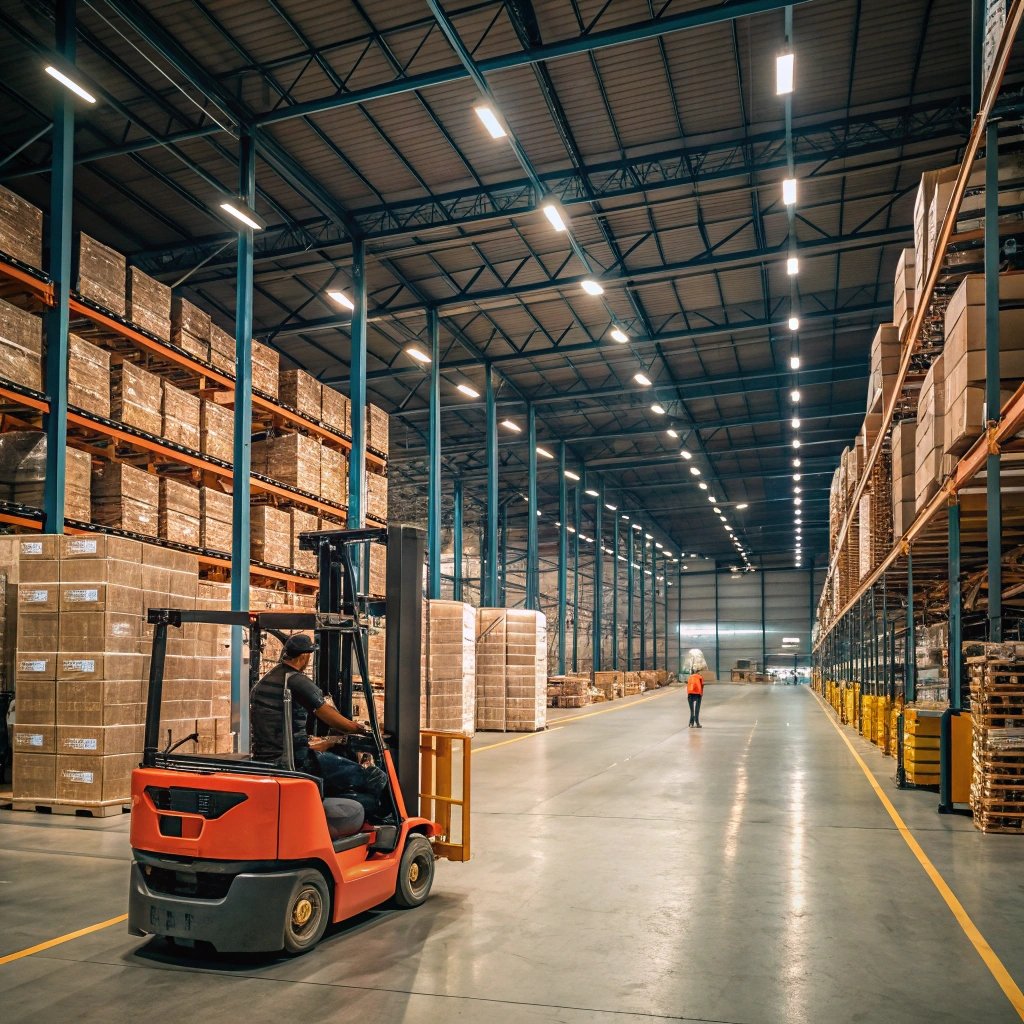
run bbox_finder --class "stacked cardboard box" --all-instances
[367,625,386,684]
[866,325,900,414]
[159,478,201,548]
[475,609,506,731]
[914,355,946,513]
[942,274,1024,457]
[368,403,389,455]
[321,446,347,505]
[128,268,171,341]
[208,324,234,375]
[422,600,476,734]
[68,334,111,418]
[290,508,318,573]
[200,487,232,553]
[368,541,387,596]
[111,361,162,435]
[367,471,387,521]
[161,380,201,451]
[505,609,547,732]
[280,369,322,420]
[321,387,350,436]
[171,296,211,361]
[194,579,232,749]
[200,399,233,463]
[966,642,1024,833]
[858,440,892,580]
[92,461,159,538]
[893,249,916,338]
[592,670,623,701]
[0,298,42,391]
[891,420,917,539]
[0,185,43,268]
[251,340,279,398]
[250,504,291,567]
[0,433,88,519]
[77,234,126,316]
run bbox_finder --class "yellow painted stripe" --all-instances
[0,914,128,967]
[475,726,564,752]
[813,692,1024,1020]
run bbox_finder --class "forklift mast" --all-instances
[299,524,425,815]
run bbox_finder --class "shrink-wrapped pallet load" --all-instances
[866,325,900,415]
[171,295,210,360]
[209,323,235,374]
[92,461,159,537]
[422,600,476,735]
[77,233,126,316]
[251,339,279,398]
[320,445,347,505]
[68,333,111,418]
[200,399,233,463]
[893,248,916,338]
[475,608,506,731]
[250,504,291,568]
[0,298,42,391]
[914,355,946,513]
[111,361,162,436]
[159,477,201,548]
[321,387,350,436]
[200,486,232,553]
[161,380,201,451]
[0,185,43,268]
[505,609,547,732]
[280,369,322,420]
[128,268,172,341]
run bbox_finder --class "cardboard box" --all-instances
[77,233,126,316]
[893,249,915,337]
[254,433,321,492]
[250,504,291,567]
[159,477,201,547]
[13,679,55,723]
[14,724,55,754]
[111,361,162,435]
[0,298,42,391]
[128,268,171,341]
[367,403,389,455]
[56,653,145,682]
[171,295,210,360]
[12,752,55,800]
[57,724,144,757]
[915,355,946,512]
[867,325,901,413]
[15,653,57,682]
[280,369,322,420]
[201,486,232,553]
[200,399,233,463]
[321,387,350,435]
[68,333,111,418]
[320,445,346,505]
[56,679,144,727]
[18,581,58,612]
[944,384,1015,457]
[162,380,201,451]
[56,753,136,803]
[251,339,279,398]
[0,185,43,269]
[367,471,387,521]
[290,508,319,572]
[59,582,141,613]
[59,534,142,562]
[209,323,234,374]
[58,611,142,654]
[91,461,159,537]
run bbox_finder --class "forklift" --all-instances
[127,524,468,955]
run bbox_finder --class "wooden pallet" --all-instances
[11,800,130,818]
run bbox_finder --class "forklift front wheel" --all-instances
[282,869,330,954]
[393,835,435,908]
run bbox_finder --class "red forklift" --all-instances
[128,525,469,955]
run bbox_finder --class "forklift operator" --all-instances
[250,634,389,816]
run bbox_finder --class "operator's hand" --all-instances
[308,735,340,752]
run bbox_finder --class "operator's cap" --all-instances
[283,633,318,657]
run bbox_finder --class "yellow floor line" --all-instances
[0,914,128,967]
[813,691,1024,1020]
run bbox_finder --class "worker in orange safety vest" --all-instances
[686,670,704,728]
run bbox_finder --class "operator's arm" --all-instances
[314,702,369,735]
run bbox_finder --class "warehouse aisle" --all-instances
[2,684,1023,1023]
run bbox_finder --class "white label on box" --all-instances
[24,589,50,604]
[112,621,132,637]
[16,733,44,747]
[18,659,47,673]
[20,541,43,556]
[63,770,94,784]
[66,588,99,604]
[67,538,98,554]
[66,737,98,751]
[63,659,96,673]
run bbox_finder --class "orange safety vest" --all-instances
[687,673,704,695]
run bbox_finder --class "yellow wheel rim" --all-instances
[293,897,313,927]
[409,862,420,883]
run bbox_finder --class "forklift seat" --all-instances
[324,797,365,839]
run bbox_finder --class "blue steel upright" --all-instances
[627,527,635,670]
[452,478,464,601]
[43,0,75,533]
[592,480,603,671]
[526,405,538,609]
[906,549,916,702]
[611,509,619,669]
[652,550,658,671]
[949,501,962,708]
[427,309,441,600]
[558,443,567,674]
[348,238,367,530]
[230,128,256,749]
[484,367,498,607]
[639,539,646,670]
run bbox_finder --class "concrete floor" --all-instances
[2,683,1023,1023]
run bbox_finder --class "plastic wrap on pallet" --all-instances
[0,433,89,519]
[249,504,291,568]
[251,339,279,398]
[367,403,389,456]
[320,445,347,506]
[127,268,171,341]
[0,297,42,391]
[200,487,232,553]
[290,508,318,573]
[321,386,350,436]
[251,433,321,493]
[159,477,201,548]
[0,185,43,269]
[111,361,162,436]
[366,471,387,521]
[200,399,233,463]
[68,333,111,418]
[77,233,126,316]
[161,379,201,451]
[92,461,159,537]
[208,323,235,374]
[422,600,476,735]
[914,354,945,513]
[280,369,322,421]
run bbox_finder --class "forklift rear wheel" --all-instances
[283,869,330,954]
[393,835,435,908]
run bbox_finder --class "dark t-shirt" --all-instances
[250,662,326,763]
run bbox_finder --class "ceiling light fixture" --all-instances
[606,503,617,511]
[610,327,629,344]
[698,482,708,491]
[667,427,679,438]
[406,346,430,364]
[782,178,798,205]
[777,53,795,95]
[681,450,693,461]
[793,473,801,482]
[581,279,604,296]
[790,390,801,403]
[456,383,479,399]
[45,64,98,103]
[634,372,652,386]
[793,439,801,449]
[585,488,599,498]
[475,105,506,138]
[542,202,567,232]
[787,256,799,276]
[651,403,666,414]
[789,316,800,331]
[790,354,801,369]
[219,201,264,231]
[536,446,554,459]
[736,503,748,510]
[502,419,521,433]
[793,458,801,467]
[564,470,580,481]
[327,289,354,311]
[690,466,700,476]
[792,417,801,429]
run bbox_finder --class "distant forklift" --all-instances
[127,525,469,955]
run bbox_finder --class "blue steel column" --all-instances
[557,443,567,674]
[427,309,441,599]
[43,0,75,533]
[347,239,367,527]
[639,540,647,670]
[452,478,464,601]
[906,549,916,702]
[627,527,635,670]
[949,501,963,708]
[678,560,683,673]
[652,549,658,671]
[572,481,580,671]
[663,554,669,673]
[592,480,603,672]
[985,120,1003,641]
[526,404,538,610]
[484,367,498,607]
[230,128,256,748]
[611,510,619,669]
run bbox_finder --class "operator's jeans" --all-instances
[688,694,702,726]
[306,749,388,816]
